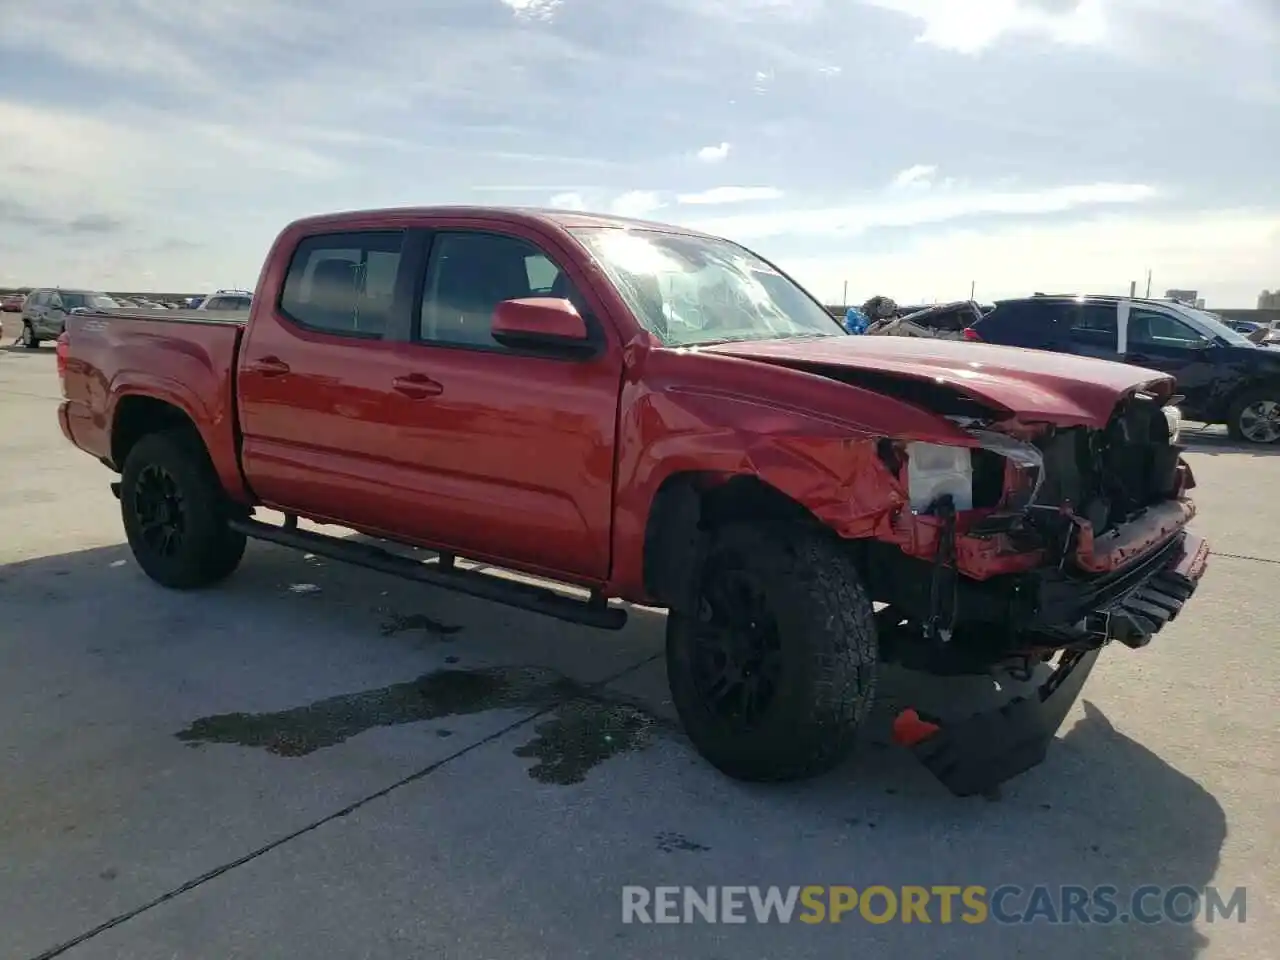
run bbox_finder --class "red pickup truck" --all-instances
[57,206,1209,796]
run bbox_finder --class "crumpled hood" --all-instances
[699,335,1175,428]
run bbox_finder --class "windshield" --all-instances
[62,293,118,310]
[1171,303,1255,347]
[571,228,844,346]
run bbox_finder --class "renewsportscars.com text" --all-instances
[621,885,1247,925]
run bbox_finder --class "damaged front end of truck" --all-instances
[862,394,1208,796]
[695,338,1211,796]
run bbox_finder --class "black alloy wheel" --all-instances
[120,428,247,588]
[132,463,188,559]
[689,562,784,728]
[665,522,878,782]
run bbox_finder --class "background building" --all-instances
[1166,289,1205,308]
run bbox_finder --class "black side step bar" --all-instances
[227,516,628,631]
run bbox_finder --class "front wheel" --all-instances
[21,322,40,348]
[1227,388,1280,444]
[120,429,247,589]
[666,522,878,782]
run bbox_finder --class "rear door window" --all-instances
[1066,303,1119,353]
[974,301,1056,348]
[278,231,405,337]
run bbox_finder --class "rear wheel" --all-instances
[1227,388,1280,444]
[21,322,40,349]
[666,522,878,782]
[120,429,247,588]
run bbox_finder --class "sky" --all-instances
[0,0,1276,307]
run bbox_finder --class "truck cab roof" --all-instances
[284,205,724,240]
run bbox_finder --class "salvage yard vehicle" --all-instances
[21,288,118,347]
[56,207,1209,796]
[963,293,1280,444]
[865,299,986,339]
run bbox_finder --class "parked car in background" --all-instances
[963,294,1280,443]
[20,288,118,347]
[1222,317,1280,346]
[866,300,986,339]
[198,294,252,311]
[1,293,25,313]
[55,206,1208,797]
[196,289,253,311]
[1224,319,1269,343]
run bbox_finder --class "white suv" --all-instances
[196,289,253,311]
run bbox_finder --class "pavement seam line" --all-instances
[27,651,664,960]
[1209,551,1280,565]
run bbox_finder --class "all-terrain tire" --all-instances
[666,522,878,782]
[21,322,40,348]
[120,428,247,589]
[1226,386,1280,444]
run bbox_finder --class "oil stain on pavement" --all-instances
[175,665,663,785]
[378,611,464,638]
[654,831,710,853]
[513,697,655,785]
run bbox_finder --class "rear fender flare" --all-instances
[108,374,213,447]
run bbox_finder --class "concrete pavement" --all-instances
[2,342,1275,959]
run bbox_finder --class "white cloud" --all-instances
[861,0,1108,54]
[609,190,666,218]
[189,123,344,180]
[500,0,564,21]
[685,181,1158,240]
[696,142,732,163]
[891,164,937,189]
[784,209,1280,309]
[691,0,828,23]
[549,192,588,210]
[1,1,601,120]
[677,186,784,204]
[0,0,1271,308]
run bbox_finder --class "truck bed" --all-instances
[60,310,251,501]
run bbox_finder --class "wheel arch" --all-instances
[111,395,204,469]
[641,471,835,611]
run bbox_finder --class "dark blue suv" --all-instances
[964,295,1280,444]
